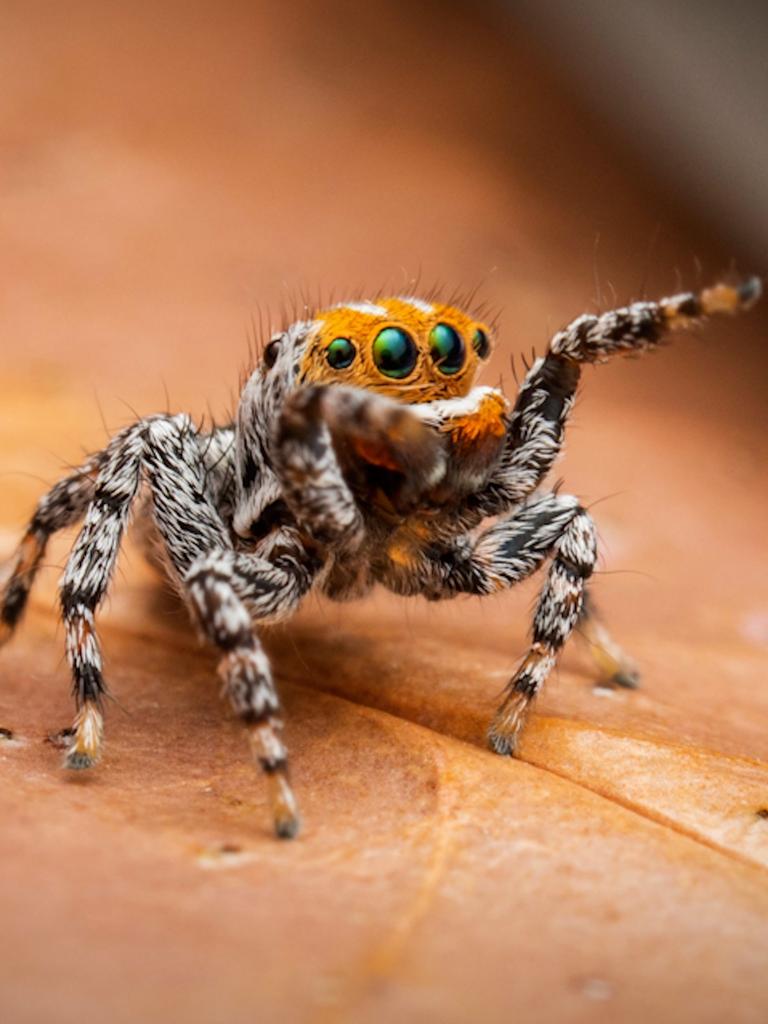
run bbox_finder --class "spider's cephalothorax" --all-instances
[0,280,761,838]
[297,296,492,400]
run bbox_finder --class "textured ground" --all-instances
[1,2,767,1022]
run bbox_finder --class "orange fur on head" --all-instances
[298,297,492,402]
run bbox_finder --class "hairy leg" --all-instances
[469,277,761,517]
[143,416,319,838]
[412,492,597,754]
[58,425,145,766]
[183,541,316,838]
[0,451,105,645]
[1,422,236,643]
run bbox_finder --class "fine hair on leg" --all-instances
[142,415,319,838]
[0,451,105,646]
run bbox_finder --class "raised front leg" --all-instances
[470,277,761,517]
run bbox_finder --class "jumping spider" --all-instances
[0,279,761,838]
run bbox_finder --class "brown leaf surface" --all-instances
[1,3,767,1022]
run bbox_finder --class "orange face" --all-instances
[297,297,492,402]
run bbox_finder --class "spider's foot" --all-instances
[700,276,762,316]
[593,654,641,691]
[583,623,640,691]
[607,666,641,690]
[63,702,103,770]
[268,771,301,840]
[487,690,530,758]
[487,728,518,758]
[247,719,301,840]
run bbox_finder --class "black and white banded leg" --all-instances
[427,492,597,755]
[143,416,319,838]
[47,413,316,836]
[0,451,104,646]
[183,541,316,838]
[58,425,144,767]
[470,277,762,518]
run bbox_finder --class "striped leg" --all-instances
[487,504,597,754]
[471,277,762,517]
[1,452,104,645]
[183,543,316,839]
[425,492,597,755]
[143,417,319,838]
[58,426,144,767]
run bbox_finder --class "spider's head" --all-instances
[282,297,493,402]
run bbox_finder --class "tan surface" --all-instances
[1,3,767,1022]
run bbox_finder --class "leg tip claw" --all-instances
[61,703,103,770]
[274,814,301,840]
[610,668,641,690]
[737,275,762,309]
[487,729,518,758]
[64,749,99,771]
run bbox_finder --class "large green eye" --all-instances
[429,323,465,375]
[326,337,356,369]
[372,327,417,379]
[472,328,491,360]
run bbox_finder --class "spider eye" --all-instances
[263,338,281,369]
[472,328,491,360]
[429,323,465,375]
[372,327,417,379]
[326,336,356,369]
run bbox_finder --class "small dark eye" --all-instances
[373,327,417,379]
[263,338,281,369]
[472,328,491,360]
[326,337,356,369]
[429,323,465,375]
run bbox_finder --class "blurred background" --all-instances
[2,3,768,1023]
[518,0,768,255]
[3,0,766,402]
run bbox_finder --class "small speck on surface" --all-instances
[0,727,14,740]
[592,685,621,699]
[581,977,614,1002]
[219,843,243,855]
[740,610,768,647]
[756,808,768,821]
[196,842,255,869]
